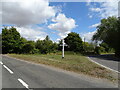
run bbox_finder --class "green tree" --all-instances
[94,46,100,54]
[35,40,43,53]
[2,27,22,54]
[92,16,120,57]
[64,32,84,52]
[36,35,58,54]
[22,41,35,54]
[43,35,52,53]
[50,42,58,53]
[83,42,95,53]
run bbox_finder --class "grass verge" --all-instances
[7,54,117,82]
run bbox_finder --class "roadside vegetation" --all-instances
[92,16,120,57]
[8,53,117,82]
[1,25,115,56]
[2,16,120,56]
[1,16,119,82]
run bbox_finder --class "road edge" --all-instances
[87,57,120,73]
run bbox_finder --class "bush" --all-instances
[94,46,100,54]
[31,48,39,54]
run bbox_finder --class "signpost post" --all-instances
[62,39,65,59]
[60,39,68,59]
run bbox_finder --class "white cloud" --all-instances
[99,0,119,18]
[89,15,93,18]
[55,38,61,43]
[48,13,77,38]
[16,26,47,41]
[1,0,56,26]
[86,0,92,6]
[1,0,58,41]
[88,0,120,18]
[81,31,96,42]
[89,8,101,12]
[89,23,100,28]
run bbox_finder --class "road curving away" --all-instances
[2,55,118,88]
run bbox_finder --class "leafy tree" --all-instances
[50,43,58,53]
[45,35,50,41]
[58,40,62,51]
[2,27,22,54]
[92,16,120,57]
[18,37,28,53]
[43,35,53,53]
[99,42,109,52]
[22,41,35,54]
[94,46,100,54]
[83,42,95,52]
[2,27,58,54]
[64,32,84,52]
[99,42,115,53]
[35,40,43,53]
[36,35,58,54]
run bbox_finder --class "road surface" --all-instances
[0,56,2,90]
[88,54,119,72]
[1,55,118,88]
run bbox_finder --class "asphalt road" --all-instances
[0,56,2,90]
[88,54,119,72]
[1,55,118,88]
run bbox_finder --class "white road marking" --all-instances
[0,61,3,65]
[3,65,14,74]
[87,57,120,73]
[18,78,29,89]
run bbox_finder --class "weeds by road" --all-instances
[8,54,118,82]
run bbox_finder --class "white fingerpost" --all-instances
[60,39,68,59]
[62,39,64,59]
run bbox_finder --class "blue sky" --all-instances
[49,2,100,32]
[46,2,101,41]
[1,0,119,42]
[45,2,101,42]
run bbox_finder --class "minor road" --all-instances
[1,55,118,88]
[88,54,119,73]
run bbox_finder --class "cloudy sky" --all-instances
[1,0,120,42]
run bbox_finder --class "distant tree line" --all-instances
[2,27,85,54]
[2,27,58,54]
[2,16,118,56]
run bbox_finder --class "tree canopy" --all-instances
[2,27,22,54]
[92,16,120,57]
[36,35,58,54]
[2,26,115,55]
[64,32,84,52]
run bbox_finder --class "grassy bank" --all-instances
[8,54,117,81]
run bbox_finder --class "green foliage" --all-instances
[99,42,109,52]
[2,27,22,54]
[92,16,120,57]
[94,46,100,54]
[35,40,44,53]
[83,42,95,52]
[58,40,62,51]
[2,27,59,54]
[99,42,114,53]
[22,41,35,54]
[64,32,84,52]
[3,27,113,55]
[35,36,58,54]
